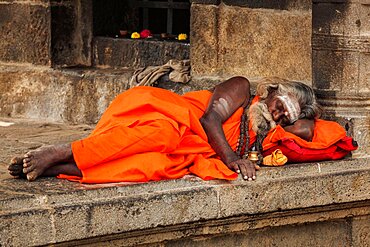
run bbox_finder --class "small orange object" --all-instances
[263,149,288,166]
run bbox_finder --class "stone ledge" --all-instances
[0,119,369,246]
[1,157,369,246]
[93,37,190,69]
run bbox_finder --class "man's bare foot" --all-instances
[8,156,26,178]
[22,144,73,181]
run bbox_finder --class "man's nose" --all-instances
[273,111,284,121]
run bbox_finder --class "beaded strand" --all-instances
[235,108,250,159]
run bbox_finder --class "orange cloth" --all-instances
[59,86,240,183]
[58,90,355,184]
[262,119,347,151]
[262,149,288,166]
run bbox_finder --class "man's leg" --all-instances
[42,162,82,177]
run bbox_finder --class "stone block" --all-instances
[222,0,311,10]
[93,37,190,69]
[165,219,351,247]
[352,215,370,247]
[89,187,219,237]
[359,52,370,94]
[0,2,51,65]
[218,162,370,218]
[0,65,131,124]
[190,4,219,76]
[312,2,347,35]
[52,204,90,243]
[217,5,311,81]
[313,1,367,36]
[0,209,54,246]
[351,117,370,158]
[0,191,40,213]
[190,0,220,5]
[50,0,93,67]
[359,3,370,35]
[312,49,344,91]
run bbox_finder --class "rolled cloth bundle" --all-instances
[129,59,191,88]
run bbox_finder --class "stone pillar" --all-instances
[312,0,370,157]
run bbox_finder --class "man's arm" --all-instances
[200,76,258,180]
[283,119,315,141]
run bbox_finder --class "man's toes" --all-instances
[8,163,22,171]
[9,170,19,176]
[23,166,34,174]
[26,172,38,181]
[23,157,32,167]
[10,157,24,165]
[8,167,22,176]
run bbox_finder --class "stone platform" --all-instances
[0,118,369,246]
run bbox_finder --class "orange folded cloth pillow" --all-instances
[263,149,288,166]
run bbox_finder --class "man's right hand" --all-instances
[227,159,260,181]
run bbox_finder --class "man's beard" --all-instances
[248,102,276,136]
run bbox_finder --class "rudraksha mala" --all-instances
[235,108,250,160]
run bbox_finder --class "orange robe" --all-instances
[59,87,355,183]
[60,86,240,183]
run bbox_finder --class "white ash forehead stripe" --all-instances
[276,95,300,123]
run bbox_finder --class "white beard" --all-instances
[248,102,276,135]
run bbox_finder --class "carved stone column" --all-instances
[312,0,370,157]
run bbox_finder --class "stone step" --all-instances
[0,118,369,246]
[0,64,223,124]
[0,65,133,124]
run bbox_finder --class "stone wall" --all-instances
[0,0,52,65]
[190,0,312,83]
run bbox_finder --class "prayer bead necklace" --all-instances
[235,108,250,159]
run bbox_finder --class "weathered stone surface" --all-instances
[218,159,370,218]
[359,52,370,94]
[0,119,369,246]
[312,1,370,158]
[312,1,368,36]
[0,209,55,246]
[191,3,312,82]
[190,4,219,76]
[313,50,368,93]
[0,1,51,65]
[51,0,93,67]
[352,215,370,247]
[190,0,220,5]
[222,0,311,10]
[219,5,311,81]
[165,220,351,247]
[0,65,132,124]
[93,37,190,69]
[89,187,219,237]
